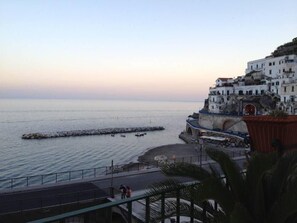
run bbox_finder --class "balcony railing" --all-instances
[26,176,233,223]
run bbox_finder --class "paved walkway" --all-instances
[0,156,247,223]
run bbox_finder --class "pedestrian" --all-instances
[119,184,126,199]
[126,186,132,198]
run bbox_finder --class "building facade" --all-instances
[207,38,297,115]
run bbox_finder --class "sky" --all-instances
[1,0,297,101]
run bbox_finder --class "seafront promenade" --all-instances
[0,145,247,222]
[0,144,246,190]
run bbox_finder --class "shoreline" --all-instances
[136,142,247,166]
[138,143,201,164]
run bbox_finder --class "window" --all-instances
[239,90,243,95]
[269,70,272,75]
[292,86,294,92]
[284,97,286,102]
[261,90,264,95]
[269,62,272,66]
[227,90,229,95]
[284,86,287,92]
[272,82,275,86]
[273,62,275,65]
[276,81,279,86]
[255,90,258,95]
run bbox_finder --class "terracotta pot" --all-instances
[243,115,297,153]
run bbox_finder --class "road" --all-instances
[0,157,246,215]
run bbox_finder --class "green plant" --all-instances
[148,148,297,223]
[268,109,288,118]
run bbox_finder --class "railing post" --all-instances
[190,198,194,223]
[202,201,207,223]
[161,192,165,223]
[176,188,180,223]
[127,201,132,223]
[145,196,150,223]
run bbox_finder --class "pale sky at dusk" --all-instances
[1,0,297,101]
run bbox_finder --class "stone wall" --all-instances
[198,113,248,133]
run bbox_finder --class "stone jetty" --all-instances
[22,126,165,139]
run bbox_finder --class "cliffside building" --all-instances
[182,37,297,143]
[208,38,297,115]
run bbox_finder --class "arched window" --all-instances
[244,104,256,115]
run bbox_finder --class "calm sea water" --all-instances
[0,99,203,179]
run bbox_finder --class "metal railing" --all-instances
[0,166,107,190]
[0,187,110,216]
[27,180,223,223]
[0,150,247,190]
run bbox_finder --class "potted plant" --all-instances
[243,110,297,153]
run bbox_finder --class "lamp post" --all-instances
[110,160,114,198]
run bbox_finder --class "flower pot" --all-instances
[243,115,297,153]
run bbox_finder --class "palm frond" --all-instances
[245,151,277,214]
[267,151,297,223]
[229,202,254,223]
[268,179,297,223]
[161,162,211,181]
[197,176,234,215]
[206,148,245,202]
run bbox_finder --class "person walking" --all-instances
[119,184,127,199]
[126,186,132,198]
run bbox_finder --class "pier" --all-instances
[22,126,165,139]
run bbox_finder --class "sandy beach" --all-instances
[138,143,203,163]
[120,143,246,171]
[137,143,246,164]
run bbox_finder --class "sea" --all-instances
[0,99,203,179]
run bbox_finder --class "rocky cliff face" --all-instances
[221,94,278,115]
[271,37,297,57]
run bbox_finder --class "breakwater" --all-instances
[22,126,165,139]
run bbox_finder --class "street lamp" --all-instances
[110,160,114,198]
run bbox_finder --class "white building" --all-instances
[207,38,297,115]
